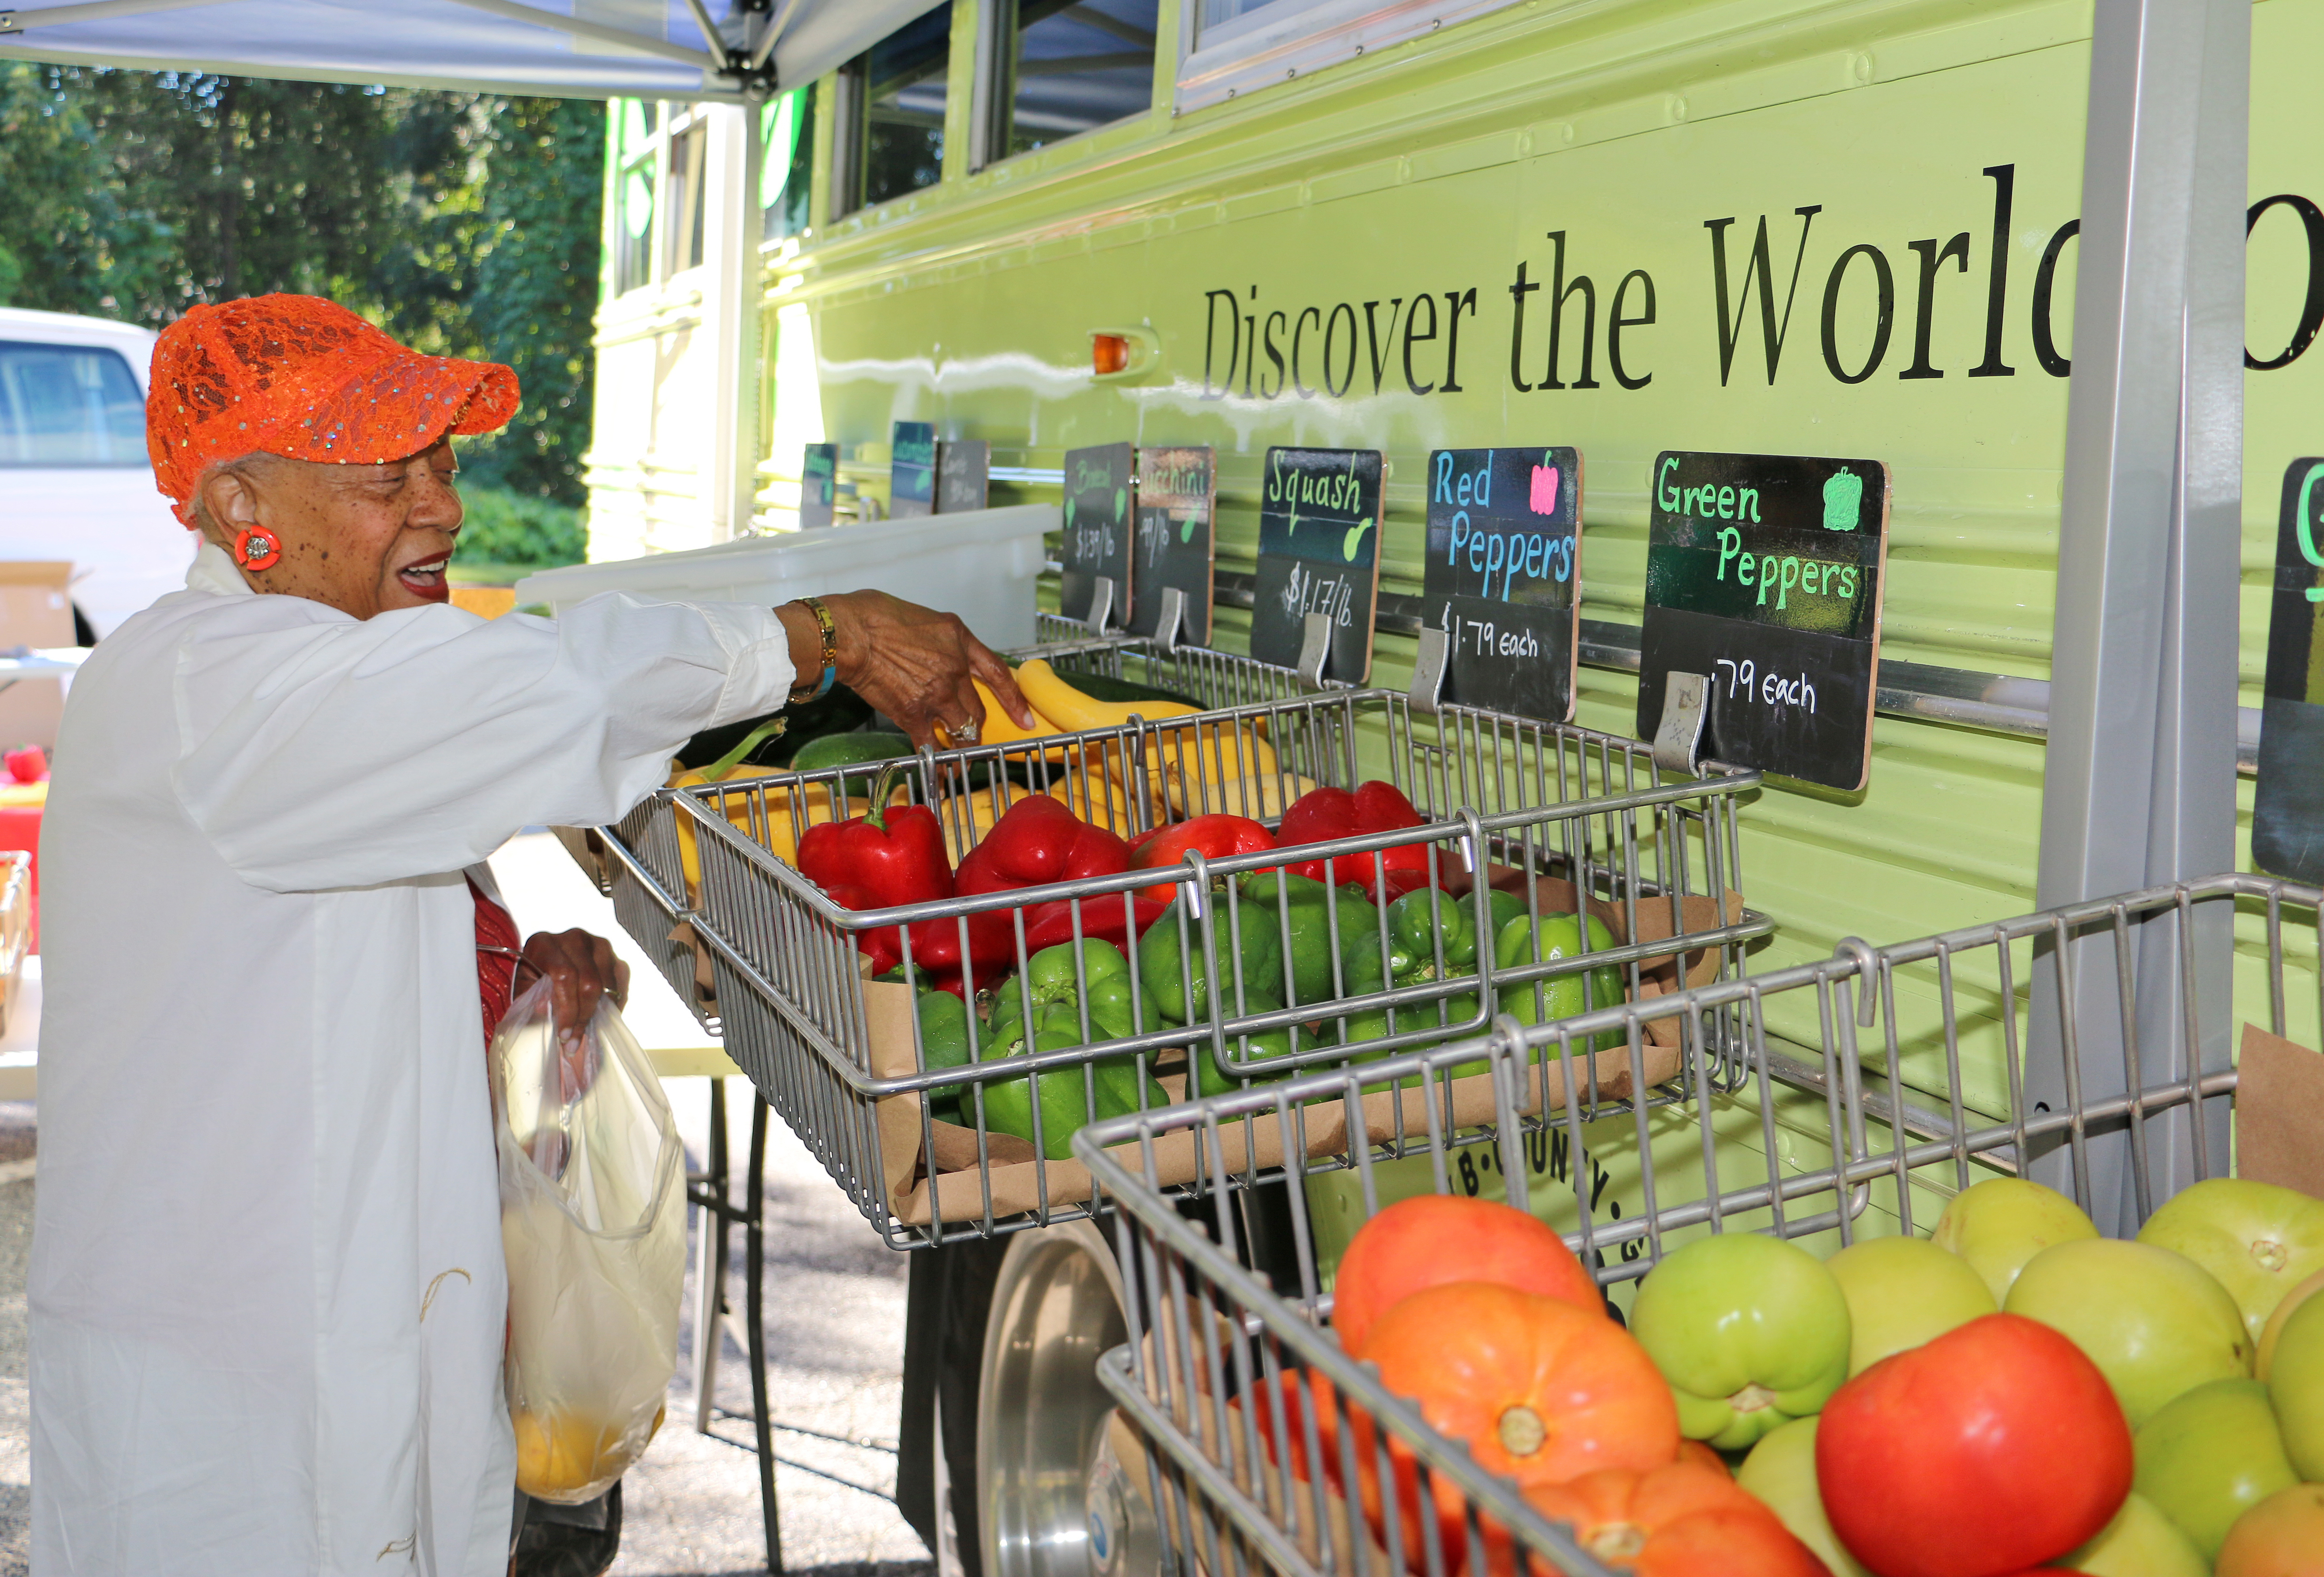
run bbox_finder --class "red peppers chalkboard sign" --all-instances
[1249,447,1383,684]
[1423,447,1583,722]
[1636,451,1891,791]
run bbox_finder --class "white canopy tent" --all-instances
[0,0,944,100]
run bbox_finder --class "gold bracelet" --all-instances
[788,595,839,703]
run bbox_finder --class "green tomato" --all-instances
[2136,1178,2324,1347]
[1733,1417,1872,1577]
[2063,1492,2207,1577]
[2004,1238,2253,1427]
[2132,1378,2298,1561]
[2266,1284,2324,1479]
[1824,1235,1997,1376]
[1629,1233,1853,1451]
[1931,1176,2099,1304]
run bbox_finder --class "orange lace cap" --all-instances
[147,294,520,526]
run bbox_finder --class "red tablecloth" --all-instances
[0,805,42,952]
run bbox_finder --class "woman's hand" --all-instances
[781,590,1033,748]
[515,928,630,1040]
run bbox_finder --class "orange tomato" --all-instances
[1354,1282,1681,1568]
[1674,1439,1730,1479]
[2215,1483,2324,1577]
[1523,1461,1831,1577]
[1334,1196,1604,1357]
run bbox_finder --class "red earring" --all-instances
[233,527,282,572]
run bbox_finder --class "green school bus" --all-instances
[583,2,2320,1570]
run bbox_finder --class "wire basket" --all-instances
[679,649,1767,1246]
[1075,871,2321,1577]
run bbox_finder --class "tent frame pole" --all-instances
[2030,0,2249,1232]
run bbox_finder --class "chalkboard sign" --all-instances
[1249,447,1383,684]
[2255,457,2324,882]
[800,443,837,530]
[890,421,937,519]
[1058,442,1134,626]
[1422,447,1582,721]
[1635,451,1890,791]
[1131,446,1216,645]
[937,440,990,514]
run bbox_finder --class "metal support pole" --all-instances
[703,101,766,540]
[2031,0,2248,1233]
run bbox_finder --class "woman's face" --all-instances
[198,439,464,619]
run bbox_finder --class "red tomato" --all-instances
[1333,1195,1603,1356]
[1522,1461,1831,1577]
[1815,1313,2131,1577]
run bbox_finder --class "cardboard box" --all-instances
[0,563,75,751]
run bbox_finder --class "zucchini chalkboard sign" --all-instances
[1422,447,1582,721]
[1635,451,1891,791]
[2255,456,2324,882]
[799,443,837,530]
[1131,446,1215,645]
[936,440,989,513]
[1058,442,1134,626]
[890,421,937,519]
[1249,447,1383,683]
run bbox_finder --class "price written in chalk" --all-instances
[1421,445,1584,722]
[1712,658,1817,713]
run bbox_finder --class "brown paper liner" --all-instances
[849,874,1737,1229]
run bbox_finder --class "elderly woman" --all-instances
[28,294,1026,1576]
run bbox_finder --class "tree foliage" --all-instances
[0,66,602,504]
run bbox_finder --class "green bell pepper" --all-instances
[1386,886,1528,980]
[1241,870,1404,1005]
[1494,910,1627,1045]
[1135,896,1283,1024]
[917,987,972,1125]
[974,938,1167,1158]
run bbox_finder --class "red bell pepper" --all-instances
[796,764,956,970]
[1275,780,1436,900]
[938,794,1137,966]
[1129,813,1277,926]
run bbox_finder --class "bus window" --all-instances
[762,83,816,242]
[849,3,953,213]
[995,0,1158,161]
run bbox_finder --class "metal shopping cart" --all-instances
[1075,872,2321,1577]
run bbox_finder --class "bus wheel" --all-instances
[976,1221,1158,1577]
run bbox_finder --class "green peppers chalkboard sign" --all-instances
[1636,450,1891,791]
[1059,442,1134,626]
[1422,447,1583,722]
[1250,447,1384,683]
[2255,457,2324,882]
[1132,446,1215,645]
[890,421,937,519]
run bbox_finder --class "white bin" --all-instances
[514,505,1058,650]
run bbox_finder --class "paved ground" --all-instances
[0,833,936,1577]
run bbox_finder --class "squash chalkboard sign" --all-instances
[1249,447,1383,683]
[1635,451,1891,791]
[936,440,989,513]
[1422,447,1582,721]
[799,443,837,530]
[1131,446,1215,645]
[1058,442,1134,626]
[890,422,937,519]
[2255,456,2324,882]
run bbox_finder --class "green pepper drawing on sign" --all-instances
[1821,470,1864,530]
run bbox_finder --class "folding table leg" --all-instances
[690,1076,731,1434]
[743,1097,781,1576]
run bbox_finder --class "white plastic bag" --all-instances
[491,977,685,1503]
